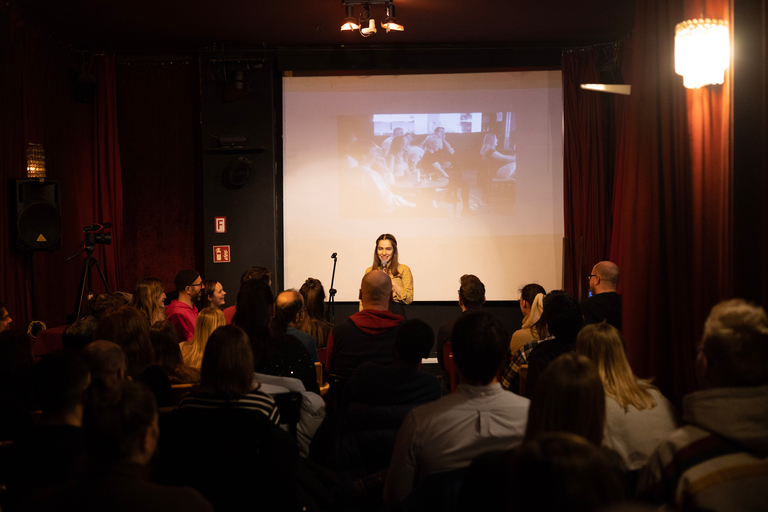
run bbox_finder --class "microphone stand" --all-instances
[328,252,338,324]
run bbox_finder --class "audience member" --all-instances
[0,301,13,332]
[327,270,403,382]
[298,277,332,349]
[61,315,98,351]
[501,284,551,393]
[581,261,622,331]
[383,311,529,503]
[523,290,583,398]
[318,319,441,475]
[178,325,280,423]
[436,274,485,373]
[94,306,173,407]
[197,279,226,311]
[524,352,606,446]
[180,308,226,370]
[576,323,680,470]
[24,380,213,511]
[510,283,548,354]
[165,269,202,342]
[130,277,167,325]
[149,321,200,384]
[638,299,768,511]
[3,351,90,508]
[81,339,127,391]
[224,265,271,324]
[276,289,320,362]
[85,292,129,320]
[159,325,306,512]
[508,432,626,512]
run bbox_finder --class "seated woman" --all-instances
[197,279,227,311]
[178,324,280,425]
[180,308,226,370]
[576,323,680,470]
[480,133,516,180]
[524,352,606,447]
[385,135,409,179]
[130,277,166,324]
[149,320,200,384]
[510,283,548,355]
[234,280,319,394]
[298,277,332,349]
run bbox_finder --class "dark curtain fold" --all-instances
[561,48,616,299]
[1,5,123,327]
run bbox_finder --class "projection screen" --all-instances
[283,71,563,301]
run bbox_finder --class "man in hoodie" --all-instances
[638,299,768,512]
[326,270,403,380]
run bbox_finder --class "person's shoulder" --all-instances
[398,264,411,272]
[365,266,373,274]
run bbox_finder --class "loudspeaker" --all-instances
[14,179,62,251]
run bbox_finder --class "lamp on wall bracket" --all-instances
[341,0,403,36]
[674,18,730,89]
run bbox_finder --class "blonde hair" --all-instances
[576,323,657,411]
[184,308,226,370]
[131,278,166,324]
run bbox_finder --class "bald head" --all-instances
[276,290,304,326]
[361,270,392,310]
[591,261,619,293]
[81,340,127,385]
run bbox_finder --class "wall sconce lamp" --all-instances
[674,18,730,89]
[341,1,404,36]
[26,143,47,178]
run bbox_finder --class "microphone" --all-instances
[331,252,337,259]
[380,259,389,270]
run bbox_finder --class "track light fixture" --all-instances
[340,1,404,36]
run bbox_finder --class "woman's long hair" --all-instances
[524,353,606,446]
[298,278,332,348]
[149,320,199,383]
[197,279,218,310]
[130,278,166,324]
[94,306,154,379]
[199,325,257,399]
[184,308,226,370]
[576,323,658,411]
[370,233,401,277]
[520,284,548,340]
[233,280,275,368]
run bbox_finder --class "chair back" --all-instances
[443,341,457,393]
[519,364,528,396]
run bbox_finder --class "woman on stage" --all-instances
[364,233,413,316]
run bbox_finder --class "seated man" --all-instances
[165,269,202,342]
[24,380,212,511]
[275,289,319,363]
[638,299,768,512]
[327,270,403,380]
[383,311,530,503]
[580,261,622,331]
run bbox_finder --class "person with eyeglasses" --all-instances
[165,270,203,342]
[580,261,622,332]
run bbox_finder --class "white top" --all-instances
[603,387,680,470]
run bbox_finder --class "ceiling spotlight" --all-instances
[340,4,359,31]
[381,2,404,32]
[341,0,403,37]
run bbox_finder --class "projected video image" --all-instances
[339,112,518,218]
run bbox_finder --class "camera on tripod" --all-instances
[83,222,112,247]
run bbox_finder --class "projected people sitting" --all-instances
[480,133,517,180]
[344,139,415,215]
[385,135,409,179]
[364,233,413,316]
[420,134,472,214]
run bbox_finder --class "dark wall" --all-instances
[199,55,279,298]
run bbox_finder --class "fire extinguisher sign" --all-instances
[213,245,231,263]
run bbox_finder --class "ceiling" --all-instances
[15,0,635,52]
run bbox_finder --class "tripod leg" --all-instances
[70,256,91,323]
[91,257,111,293]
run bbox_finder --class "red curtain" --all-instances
[562,48,616,299]
[1,5,123,327]
[610,0,731,402]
